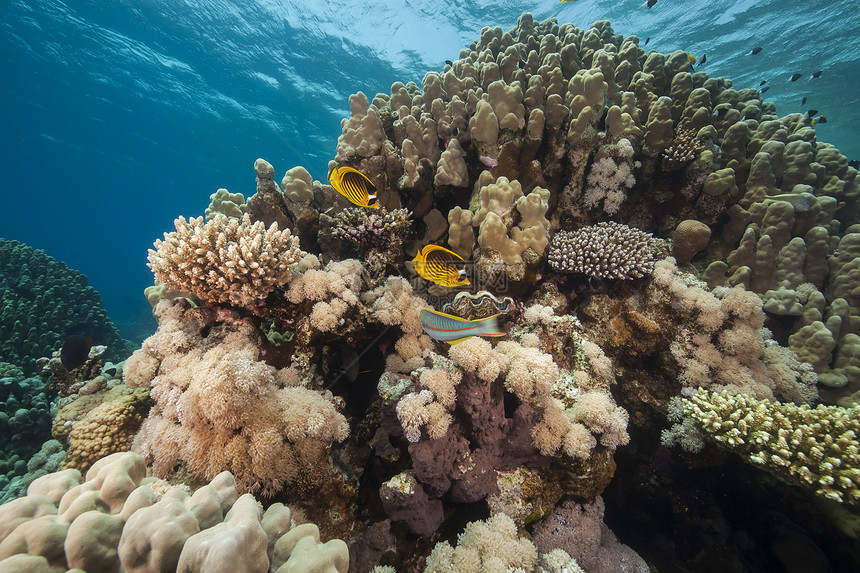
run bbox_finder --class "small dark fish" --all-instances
[801,96,808,106]
[445,59,453,66]
[750,46,763,55]
[517,60,524,69]
[61,335,92,370]
[452,126,459,136]
[761,86,770,93]
[642,0,658,7]
[644,37,650,46]
[714,107,728,117]
[807,109,818,117]
[338,345,361,383]
[698,54,707,66]
[759,80,767,86]
[812,70,822,78]
[790,73,802,82]
[848,160,859,169]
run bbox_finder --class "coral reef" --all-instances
[0,238,133,375]
[4,10,860,571]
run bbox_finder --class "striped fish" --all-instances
[412,244,470,288]
[419,308,504,345]
[328,166,379,208]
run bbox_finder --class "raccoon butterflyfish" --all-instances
[328,166,379,208]
[812,114,827,125]
[419,308,504,345]
[686,53,696,65]
[61,334,93,370]
[412,244,470,287]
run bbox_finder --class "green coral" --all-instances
[683,389,860,504]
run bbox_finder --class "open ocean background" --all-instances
[2,0,858,342]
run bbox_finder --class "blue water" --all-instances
[2,0,858,340]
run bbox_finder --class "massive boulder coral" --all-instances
[147,213,305,308]
[0,452,348,572]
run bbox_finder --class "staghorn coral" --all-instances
[682,389,860,504]
[147,213,305,308]
[548,222,657,279]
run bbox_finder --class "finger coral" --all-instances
[147,213,305,308]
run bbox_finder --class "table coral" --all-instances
[682,389,860,504]
[147,213,305,308]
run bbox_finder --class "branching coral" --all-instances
[148,213,305,307]
[662,128,706,171]
[682,389,860,504]
[330,207,412,253]
[548,222,657,279]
